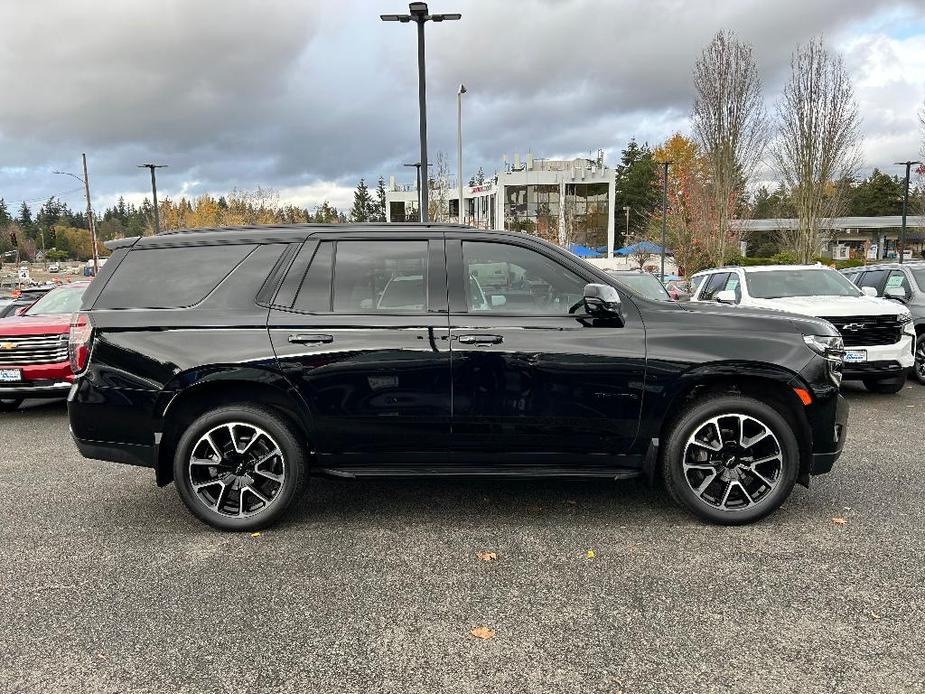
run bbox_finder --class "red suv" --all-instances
[0,282,89,412]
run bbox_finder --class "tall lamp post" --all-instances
[138,163,167,234]
[622,206,630,247]
[53,153,99,274]
[895,160,921,264]
[657,161,672,281]
[457,83,467,224]
[382,3,461,223]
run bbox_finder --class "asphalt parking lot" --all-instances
[2,384,924,694]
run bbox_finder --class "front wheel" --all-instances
[913,337,925,385]
[0,398,23,413]
[173,405,308,531]
[661,395,799,525]
[863,372,907,394]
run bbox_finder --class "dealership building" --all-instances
[385,152,617,257]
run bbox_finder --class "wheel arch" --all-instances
[155,371,312,487]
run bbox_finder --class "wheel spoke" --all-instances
[694,470,718,496]
[253,467,283,483]
[193,478,222,491]
[736,481,754,506]
[742,466,775,488]
[205,433,223,459]
[213,482,230,512]
[244,485,270,505]
[741,429,770,449]
[191,457,219,467]
[719,480,734,508]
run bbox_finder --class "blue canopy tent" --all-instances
[568,244,601,258]
[615,241,672,256]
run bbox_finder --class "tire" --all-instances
[863,372,907,394]
[173,404,308,531]
[0,398,23,413]
[661,395,799,525]
[913,336,925,385]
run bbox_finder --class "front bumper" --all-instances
[842,334,914,379]
[809,393,849,475]
[0,379,72,399]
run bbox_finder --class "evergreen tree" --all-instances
[613,139,660,246]
[350,178,372,222]
[849,169,903,216]
[468,166,486,186]
[0,198,10,226]
[17,202,34,237]
[370,177,387,222]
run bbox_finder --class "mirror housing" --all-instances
[490,294,507,307]
[884,286,907,301]
[861,286,877,297]
[715,289,736,304]
[583,283,622,316]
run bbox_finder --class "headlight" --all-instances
[803,334,844,386]
[803,334,845,359]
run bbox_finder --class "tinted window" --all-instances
[462,241,586,314]
[332,241,427,313]
[911,268,925,292]
[857,269,887,291]
[690,275,706,293]
[293,242,333,312]
[95,245,255,309]
[699,273,729,301]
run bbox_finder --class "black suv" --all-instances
[68,224,849,530]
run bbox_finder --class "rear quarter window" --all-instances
[94,244,256,309]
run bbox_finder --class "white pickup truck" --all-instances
[690,264,915,393]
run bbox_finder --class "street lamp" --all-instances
[138,163,167,234]
[53,153,99,274]
[457,83,467,224]
[894,160,921,264]
[382,3,461,223]
[622,206,630,247]
[657,161,672,281]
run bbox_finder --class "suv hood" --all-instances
[748,294,909,318]
[679,301,838,336]
[0,313,71,336]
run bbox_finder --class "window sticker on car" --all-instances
[885,274,905,289]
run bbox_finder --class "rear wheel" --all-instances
[913,336,925,385]
[173,405,308,531]
[0,398,23,413]
[863,372,907,394]
[662,395,799,525]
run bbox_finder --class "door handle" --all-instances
[288,333,334,344]
[457,334,503,345]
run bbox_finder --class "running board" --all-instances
[316,466,642,480]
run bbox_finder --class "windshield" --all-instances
[911,269,925,292]
[610,273,671,301]
[24,285,86,316]
[745,269,861,299]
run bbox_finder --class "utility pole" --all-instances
[381,3,461,223]
[404,162,423,219]
[895,160,921,264]
[658,161,671,281]
[138,163,167,234]
[81,154,100,275]
[622,205,630,247]
[457,83,467,224]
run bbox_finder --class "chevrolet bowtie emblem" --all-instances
[0,342,15,351]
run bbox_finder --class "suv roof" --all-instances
[845,261,925,272]
[693,264,828,275]
[106,223,477,250]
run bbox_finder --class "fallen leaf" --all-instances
[565,499,577,506]
[250,532,262,537]
[476,551,497,562]
[832,517,848,525]
[470,626,495,640]
[586,549,596,559]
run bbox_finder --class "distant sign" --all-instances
[18,267,30,281]
[866,243,878,260]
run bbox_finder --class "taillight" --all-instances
[69,312,93,374]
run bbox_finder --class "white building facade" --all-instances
[386,152,617,257]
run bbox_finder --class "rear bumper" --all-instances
[0,379,72,399]
[71,432,156,469]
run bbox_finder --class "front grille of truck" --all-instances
[820,315,903,347]
[0,334,70,366]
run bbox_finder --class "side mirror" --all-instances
[583,283,622,316]
[884,286,907,301]
[715,289,736,304]
[490,295,507,307]
[861,286,877,297]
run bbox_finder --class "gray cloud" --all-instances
[0,0,923,213]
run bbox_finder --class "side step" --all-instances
[316,465,642,480]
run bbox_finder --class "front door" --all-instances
[445,236,646,467]
[268,234,451,468]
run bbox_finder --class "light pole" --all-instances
[382,3,461,223]
[138,163,167,234]
[457,83,467,224]
[895,160,921,264]
[622,205,630,247]
[53,153,99,274]
[657,161,672,281]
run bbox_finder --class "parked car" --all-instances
[606,269,674,301]
[0,285,55,318]
[665,279,693,301]
[68,225,848,530]
[48,263,61,273]
[842,262,925,384]
[0,282,89,411]
[690,264,915,393]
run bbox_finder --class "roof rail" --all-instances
[154,222,476,236]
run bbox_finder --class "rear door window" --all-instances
[333,241,428,313]
[94,244,255,309]
[699,273,729,301]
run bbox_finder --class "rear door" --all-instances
[445,234,646,466]
[268,232,451,468]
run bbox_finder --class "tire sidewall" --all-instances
[173,405,307,531]
[863,372,907,393]
[663,395,799,525]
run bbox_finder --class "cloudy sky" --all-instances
[1,0,924,215]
